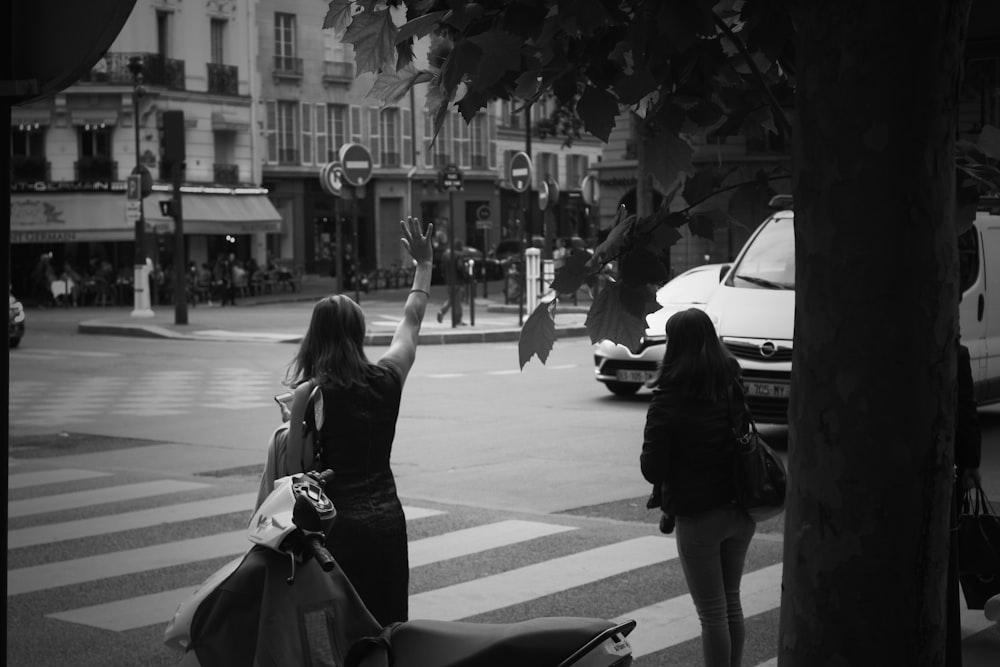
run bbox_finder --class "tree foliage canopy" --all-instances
[327,0,1000,366]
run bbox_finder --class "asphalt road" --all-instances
[7,311,1000,666]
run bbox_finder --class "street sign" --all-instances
[475,219,493,230]
[580,174,600,206]
[319,161,345,196]
[509,151,532,192]
[476,204,491,221]
[538,181,550,210]
[440,163,463,190]
[338,143,373,187]
[126,200,141,224]
[126,174,141,201]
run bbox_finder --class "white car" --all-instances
[593,263,728,396]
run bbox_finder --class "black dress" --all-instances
[317,361,408,626]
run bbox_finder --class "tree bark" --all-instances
[780,2,972,664]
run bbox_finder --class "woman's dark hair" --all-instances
[647,308,737,399]
[286,294,369,388]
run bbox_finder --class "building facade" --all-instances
[254,1,604,283]
[10,0,277,302]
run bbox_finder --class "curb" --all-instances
[78,321,592,345]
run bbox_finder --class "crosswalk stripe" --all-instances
[616,563,783,657]
[8,480,210,518]
[8,530,248,596]
[42,518,570,632]
[409,535,677,621]
[8,493,258,549]
[409,520,576,568]
[402,506,444,521]
[8,468,112,489]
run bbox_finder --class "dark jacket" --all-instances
[641,378,744,517]
[956,343,981,471]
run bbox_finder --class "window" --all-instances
[350,106,362,143]
[402,107,412,167]
[368,108,381,167]
[210,19,226,65]
[470,114,488,169]
[566,154,589,189]
[11,124,47,182]
[452,113,469,168]
[156,11,171,57]
[501,100,521,129]
[265,101,277,164]
[315,104,328,164]
[329,104,348,158]
[425,113,453,168]
[77,124,114,180]
[537,152,559,187]
[277,101,299,164]
[274,13,297,71]
[381,107,401,167]
[301,104,313,164]
[323,30,348,62]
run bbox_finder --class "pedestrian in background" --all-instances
[641,308,756,667]
[436,239,468,325]
[283,216,434,626]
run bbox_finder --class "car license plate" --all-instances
[744,382,789,398]
[617,370,655,383]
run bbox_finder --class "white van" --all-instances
[705,205,1000,424]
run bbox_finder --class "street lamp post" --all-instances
[128,56,154,317]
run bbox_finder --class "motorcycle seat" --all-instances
[353,616,617,667]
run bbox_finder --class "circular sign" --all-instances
[580,174,599,206]
[338,143,373,187]
[319,161,344,196]
[509,151,532,193]
[537,181,549,210]
[476,204,491,221]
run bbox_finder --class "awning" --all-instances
[10,192,134,243]
[211,110,250,131]
[146,193,283,235]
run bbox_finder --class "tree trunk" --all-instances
[780,2,972,664]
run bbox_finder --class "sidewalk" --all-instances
[73,276,593,345]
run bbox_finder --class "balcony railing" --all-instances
[207,63,239,96]
[12,155,50,183]
[75,157,118,182]
[274,55,303,77]
[214,163,240,184]
[278,148,300,165]
[80,52,185,90]
[381,152,401,167]
[322,61,354,83]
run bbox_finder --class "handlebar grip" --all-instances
[305,535,336,572]
[312,469,335,487]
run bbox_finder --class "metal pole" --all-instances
[129,59,153,317]
[172,161,188,325]
[352,188,361,304]
[524,104,533,242]
[448,188,457,328]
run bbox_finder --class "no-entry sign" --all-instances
[509,151,532,193]
[338,143,373,187]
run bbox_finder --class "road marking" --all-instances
[410,535,677,621]
[487,370,520,375]
[8,493,258,549]
[7,480,210,518]
[8,469,112,490]
[546,364,577,370]
[426,373,464,378]
[616,563,783,657]
[8,530,248,596]
[39,506,467,631]
[409,520,576,568]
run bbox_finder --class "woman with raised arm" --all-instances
[283,216,434,625]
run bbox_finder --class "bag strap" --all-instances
[727,380,757,450]
[286,379,324,473]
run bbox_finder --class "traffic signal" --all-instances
[161,110,185,170]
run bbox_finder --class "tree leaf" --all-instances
[682,168,723,207]
[323,0,355,34]
[518,302,557,369]
[441,39,483,94]
[619,246,670,285]
[467,29,524,91]
[589,207,636,266]
[584,281,647,350]
[557,0,611,37]
[395,10,448,43]
[368,64,434,105]
[645,130,694,193]
[550,249,592,294]
[575,85,619,142]
[344,7,398,75]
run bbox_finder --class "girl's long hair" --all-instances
[286,294,369,388]
[647,308,737,399]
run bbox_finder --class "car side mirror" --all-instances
[718,265,731,282]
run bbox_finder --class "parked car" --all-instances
[593,263,728,396]
[9,290,26,348]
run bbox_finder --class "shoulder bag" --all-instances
[728,383,787,522]
[959,481,1000,609]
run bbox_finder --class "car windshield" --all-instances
[729,215,795,290]
[656,266,722,306]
